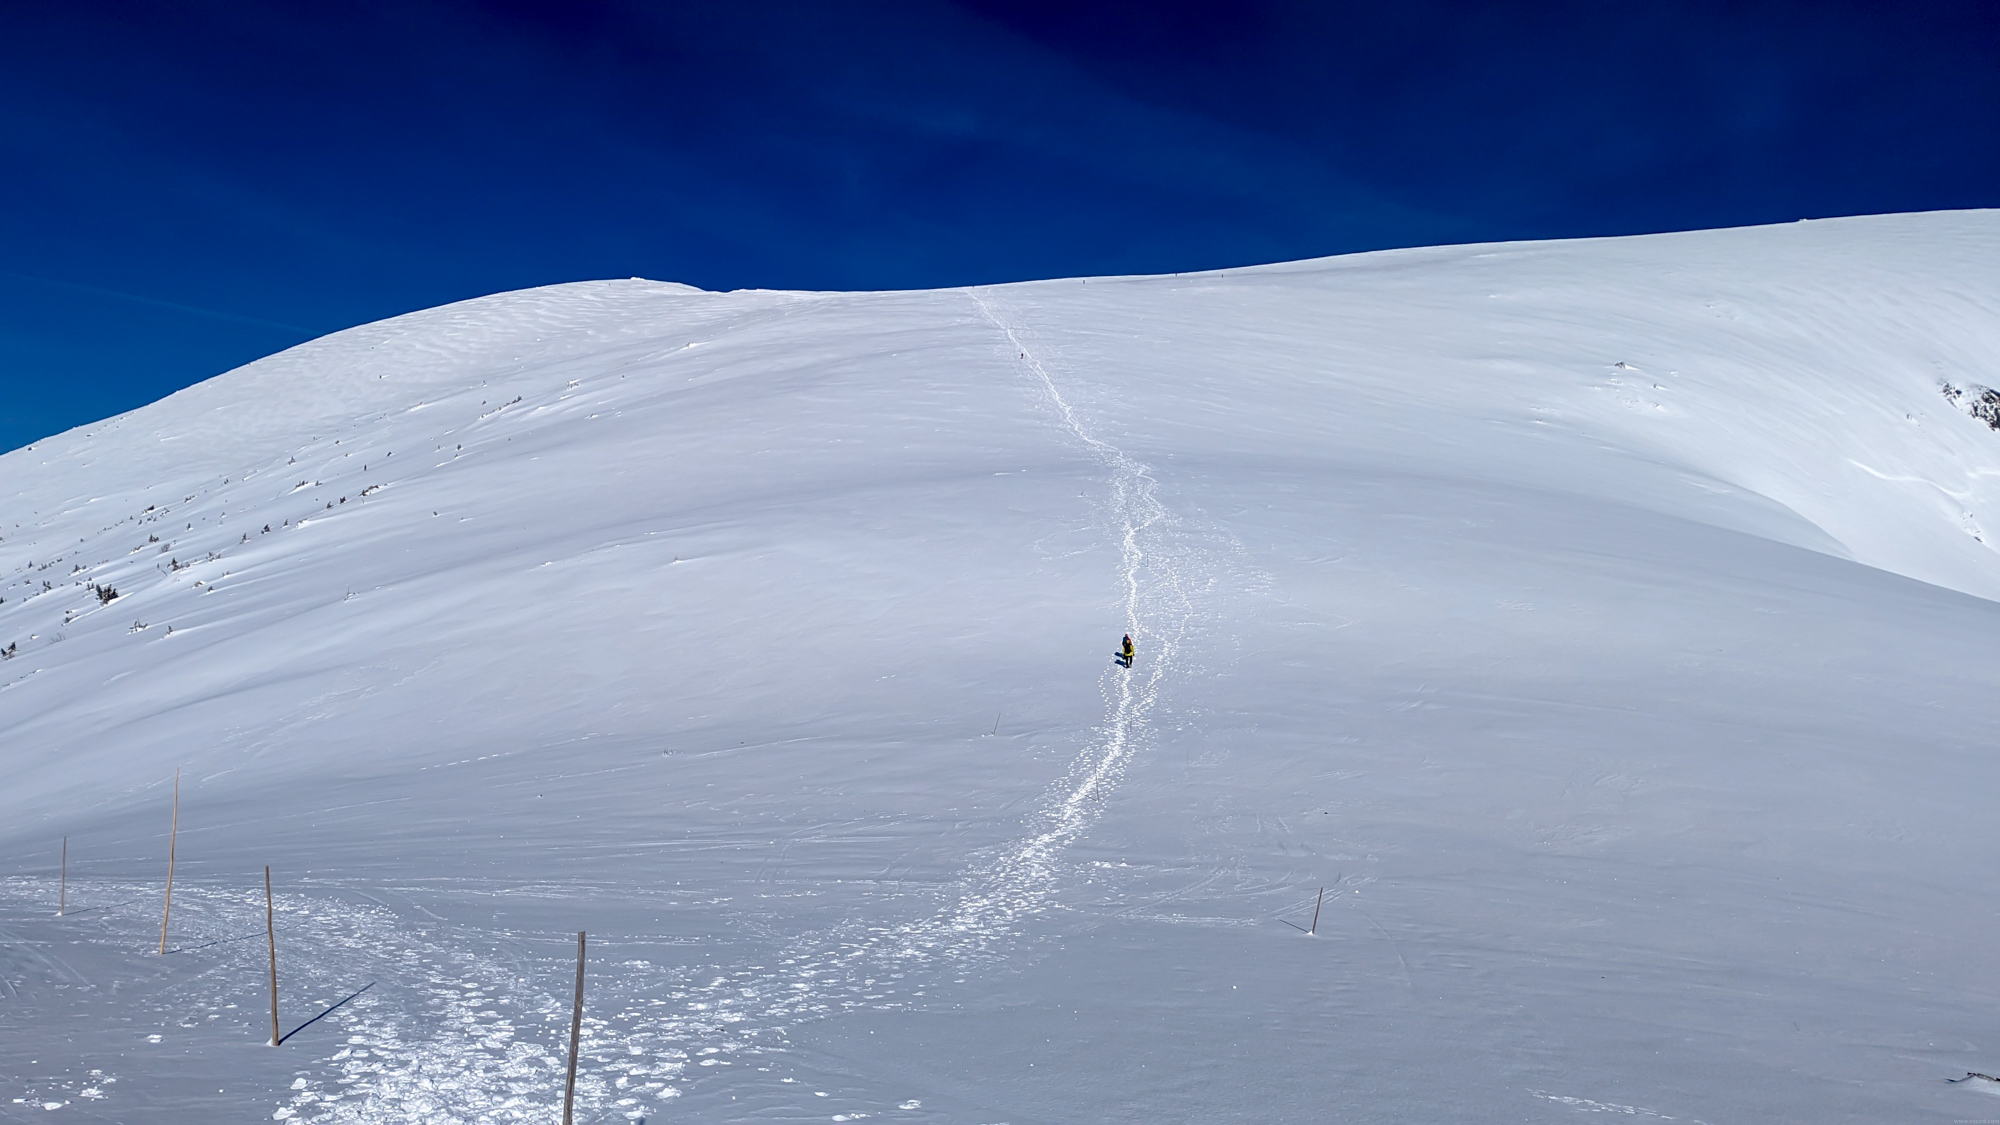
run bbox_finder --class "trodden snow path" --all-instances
[946,291,1210,945]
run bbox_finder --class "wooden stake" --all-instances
[1309,886,1324,935]
[158,769,178,955]
[266,866,280,1047]
[58,836,66,916]
[563,931,586,1125]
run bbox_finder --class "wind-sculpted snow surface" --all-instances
[6,212,2000,1124]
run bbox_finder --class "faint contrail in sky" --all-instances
[0,269,318,336]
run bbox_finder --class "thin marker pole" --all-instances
[58,836,66,916]
[563,930,586,1125]
[158,769,178,955]
[266,866,280,1046]
[1309,886,1324,935]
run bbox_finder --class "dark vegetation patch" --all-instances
[1941,382,2000,429]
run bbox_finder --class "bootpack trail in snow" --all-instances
[1,294,1218,1124]
[942,290,1208,946]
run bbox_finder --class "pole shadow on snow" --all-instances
[1277,883,1335,935]
[53,899,137,918]
[280,982,375,1045]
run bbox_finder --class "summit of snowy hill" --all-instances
[4,211,2000,1124]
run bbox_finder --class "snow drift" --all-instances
[3,211,2000,1123]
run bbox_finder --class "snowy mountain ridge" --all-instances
[3,211,2000,1123]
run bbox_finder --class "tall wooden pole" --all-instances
[266,866,281,1046]
[563,930,586,1125]
[58,836,66,916]
[158,769,178,954]
[1309,886,1324,935]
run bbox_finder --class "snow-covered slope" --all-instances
[4,211,2000,1124]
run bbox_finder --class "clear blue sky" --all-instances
[2,0,1995,451]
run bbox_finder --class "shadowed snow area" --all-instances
[4,211,2000,1123]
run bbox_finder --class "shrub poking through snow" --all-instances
[1941,382,2000,430]
[91,583,118,604]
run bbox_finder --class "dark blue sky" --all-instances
[3,1,1996,451]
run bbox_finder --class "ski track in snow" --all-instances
[0,294,1216,1123]
[1531,1091,1713,1123]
